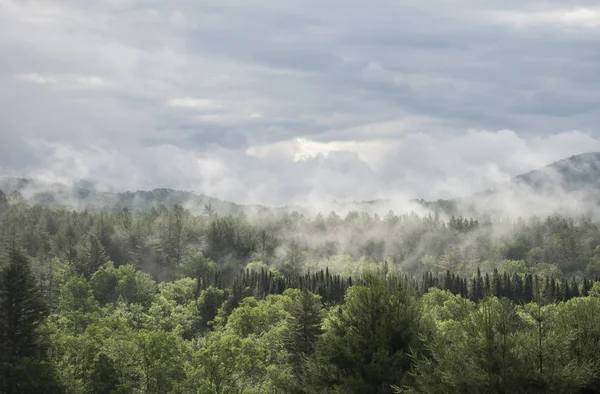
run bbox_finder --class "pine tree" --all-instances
[524,274,534,303]
[306,272,421,393]
[492,269,502,298]
[0,243,46,360]
[284,290,324,383]
[549,279,557,303]
[78,233,109,279]
[582,277,591,296]
[512,273,523,303]
[570,277,580,298]
[484,273,491,297]
[0,242,60,393]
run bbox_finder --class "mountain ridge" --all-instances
[3,152,600,216]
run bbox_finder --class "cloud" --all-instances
[10,129,598,209]
[16,73,57,85]
[15,73,110,89]
[167,97,223,110]
[1,0,600,207]
[489,7,600,29]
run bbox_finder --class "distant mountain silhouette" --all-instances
[0,178,265,215]
[420,152,600,218]
[512,152,600,193]
[3,152,600,217]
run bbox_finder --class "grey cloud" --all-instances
[514,92,598,117]
[252,50,340,73]
[0,132,38,170]
[1,0,600,204]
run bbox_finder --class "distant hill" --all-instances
[326,153,600,218]
[512,152,600,193]
[422,152,600,218]
[3,152,600,218]
[0,178,264,215]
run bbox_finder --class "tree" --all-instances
[410,297,538,394]
[78,234,109,279]
[161,205,186,271]
[190,332,265,393]
[284,290,324,382]
[57,276,99,333]
[197,286,225,332]
[135,330,188,394]
[90,264,157,307]
[180,251,216,298]
[0,242,61,393]
[306,272,421,393]
[88,353,122,394]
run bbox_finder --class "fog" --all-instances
[4,149,600,281]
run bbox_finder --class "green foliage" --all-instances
[91,264,157,307]
[197,285,225,332]
[0,242,61,393]
[223,293,292,338]
[5,196,600,393]
[190,332,266,393]
[306,272,422,393]
[135,330,189,393]
[284,289,324,381]
[411,297,533,393]
[408,296,600,394]
[88,353,122,394]
[78,234,109,279]
[0,243,47,359]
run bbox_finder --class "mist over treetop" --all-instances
[4,151,600,219]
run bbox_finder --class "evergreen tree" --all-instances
[284,290,324,383]
[512,273,523,303]
[306,272,421,393]
[0,242,60,393]
[78,233,109,279]
[197,286,226,333]
[524,274,535,303]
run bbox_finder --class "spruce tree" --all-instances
[0,242,60,393]
[284,290,324,383]
[0,243,46,360]
[78,233,109,279]
[306,272,421,393]
[524,274,534,303]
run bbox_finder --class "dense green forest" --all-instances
[3,189,600,393]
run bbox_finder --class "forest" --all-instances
[2,189,600,393]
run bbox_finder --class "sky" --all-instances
[1,0,600,206]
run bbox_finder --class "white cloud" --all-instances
[167,97,223,110]
[15,73,109,89]
[245,137,398,170]
[489,7,600,29]
[74,76,109,87]
[18,128,598,206]
[16,73,57,85]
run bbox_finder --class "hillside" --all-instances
[0,177,255,215]
[513,152,600,193]
[450,152,600,218]
[3,152,600,218]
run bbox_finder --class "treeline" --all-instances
[202,266,598,308]
[421,268,597,304]
[3,191,600,282]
